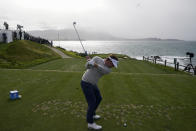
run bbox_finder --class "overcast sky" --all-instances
[0,0,196,40]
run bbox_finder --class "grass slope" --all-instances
[30,58,187,75]
[55,47,83,58]
[0,40,60,68]
[0,58,195,131]
[55,46,130,59]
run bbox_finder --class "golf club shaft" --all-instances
[73,24,86,54]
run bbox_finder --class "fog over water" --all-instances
[1,0,196,41]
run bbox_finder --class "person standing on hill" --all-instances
[81,54,119,130]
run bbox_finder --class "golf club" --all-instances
[73,22,87,55]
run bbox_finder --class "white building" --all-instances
[0,29,25,43]
[0,29,13,43]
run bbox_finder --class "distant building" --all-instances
[0,29,13,43]
[0,29,25,43]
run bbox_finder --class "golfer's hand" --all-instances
[94,63,98,68]
[86,55,91,60]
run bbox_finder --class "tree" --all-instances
[17,24,23,30]
[17,24,23,40]
[3,22,9,30]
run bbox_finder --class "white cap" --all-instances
[109,57,118,68]
[10,90,18,93]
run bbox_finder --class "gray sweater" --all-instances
[82,56,111,85]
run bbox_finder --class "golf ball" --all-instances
[18,95,22,98]
[123,123,127,127]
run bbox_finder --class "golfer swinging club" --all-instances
[81,54,119,130]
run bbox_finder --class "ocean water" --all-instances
[53,40,196,68]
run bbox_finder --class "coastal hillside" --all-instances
[0,40,60,68]
[0,40,195,131]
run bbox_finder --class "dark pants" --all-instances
[81,81,102,123]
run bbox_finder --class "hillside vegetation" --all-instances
[0,40,60,68]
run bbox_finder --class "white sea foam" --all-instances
[53,40,196,70]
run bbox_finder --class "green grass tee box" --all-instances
[0,57,196,131]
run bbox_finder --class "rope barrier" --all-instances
[143,56,195,70]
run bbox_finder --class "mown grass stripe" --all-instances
[0,68,192,77]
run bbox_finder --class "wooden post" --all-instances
[165,60,167,67]
[175,64,177,71]
[194,66,196,75]
[177,62,179,71]
[174,58,177,71]
[143,56,144,61]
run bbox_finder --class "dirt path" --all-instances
[45,45,71,58]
